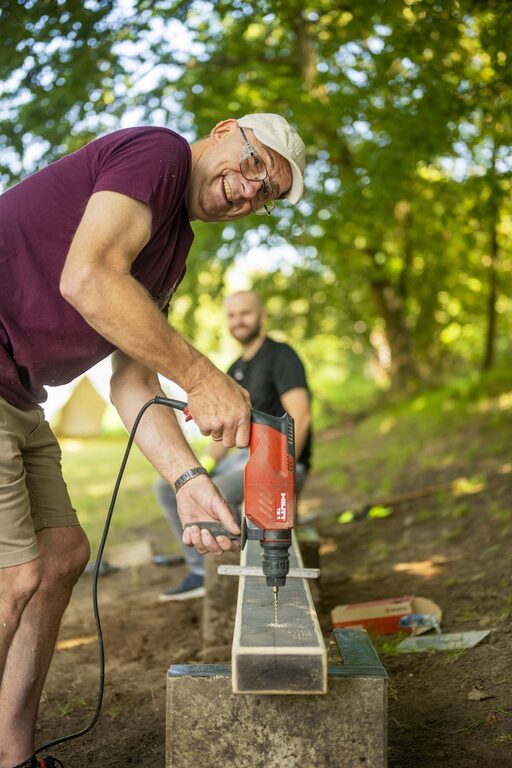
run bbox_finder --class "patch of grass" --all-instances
[446,576,467,586]
[57,701,74,717]
[310,366,379,430]
[439,499,471,519]
[107,705,121,721]
[324,468,350,492]
[60,437,166,552]
[499,595,512,620]
[495,734,512,745]
[417,508,436,522]
[447,718,485,735]
[313,368,512,507]
[494,706,512,719]
[387,681,399,701]
[489,501,512,521]
[444,646,467,664]
[439,522,465,543]
[455,609,480,621]
[372,632,407,657]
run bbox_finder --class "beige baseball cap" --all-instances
[237,113,305,204]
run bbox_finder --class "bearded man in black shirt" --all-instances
[155,290,312,600]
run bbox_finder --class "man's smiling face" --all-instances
[187,119,293,222]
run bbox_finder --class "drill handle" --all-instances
[183,521,240,541]
[183,518,259,547]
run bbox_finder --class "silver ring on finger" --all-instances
[211,434,223,442]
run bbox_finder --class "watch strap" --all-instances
[174,466,208,492]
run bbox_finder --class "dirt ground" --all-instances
[36,423,512,767]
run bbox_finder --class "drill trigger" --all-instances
[183,407,193,422]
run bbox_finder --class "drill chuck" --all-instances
[261,530,292,588]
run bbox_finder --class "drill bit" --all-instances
[273,585,279,625]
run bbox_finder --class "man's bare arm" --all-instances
[280,387,311,459]
[60,191,250,446]
[109,351,198,483]
[110,352,240,554]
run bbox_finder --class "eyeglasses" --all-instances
[239,126,275,215]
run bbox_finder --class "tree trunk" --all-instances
[370,278,419,390]
[482,145,500,372]
[292,12,317,87]
[482,231,498,371]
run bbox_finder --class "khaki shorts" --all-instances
[0,396,79,567]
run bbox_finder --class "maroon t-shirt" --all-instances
[0,127,193,410]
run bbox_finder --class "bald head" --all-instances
[225,290,262,311]
[224,291,265,346]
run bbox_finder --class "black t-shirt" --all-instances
[227,337,312,470]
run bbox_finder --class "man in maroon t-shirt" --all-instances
[0,114,306,768]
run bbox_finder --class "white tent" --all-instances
[54,376,108,437]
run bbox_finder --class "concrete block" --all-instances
[166,629,387,768]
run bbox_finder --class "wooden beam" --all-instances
[202,550,239,653]
[231,531,327,695]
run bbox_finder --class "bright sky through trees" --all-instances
[1,0,511,394]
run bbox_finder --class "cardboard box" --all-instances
[331,595,442,636]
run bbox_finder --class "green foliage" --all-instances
[0,1,135,183]
[1,1,512,389]
[162,0,512,386]
[314,365,512,500]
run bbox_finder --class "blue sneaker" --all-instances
[158,572,205,602]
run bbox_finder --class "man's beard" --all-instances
[232,324,261,345]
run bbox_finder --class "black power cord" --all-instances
[36,396,187,755]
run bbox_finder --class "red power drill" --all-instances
[182,407,296,601]
[243,409,296,602]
